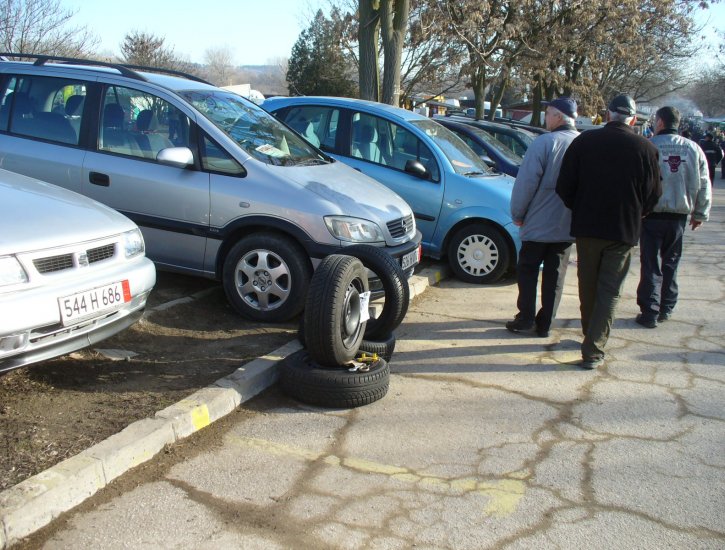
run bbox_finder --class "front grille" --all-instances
[33,254,74,274]
[387,214,414,239]
[87,244,115,263]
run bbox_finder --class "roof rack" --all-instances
[0,53,211,85]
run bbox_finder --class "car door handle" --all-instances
[89,172,110,187]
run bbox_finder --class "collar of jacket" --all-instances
[552,124,576,132]
[657,129,679,135]
[606,121,634,132]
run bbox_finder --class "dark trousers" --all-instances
[575,238,632,361]
[514,241,572,331]
[637,217,686,319]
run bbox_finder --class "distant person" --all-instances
[680,129,692,140]
[506,97,579,338]
[636,106,711,328]
[556,94,662,370]
[699,133,723,185]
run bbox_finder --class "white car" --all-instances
[0,169,156,372]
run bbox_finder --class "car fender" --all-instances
[428,205,520,260]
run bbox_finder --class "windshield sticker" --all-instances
[256,143,288,158]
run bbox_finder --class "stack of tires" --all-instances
[279,245,410,408]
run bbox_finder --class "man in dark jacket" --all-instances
[699,133,723,185]
[556,94,662,369]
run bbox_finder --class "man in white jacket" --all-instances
[636,106,712,328]
[506,97,579,337]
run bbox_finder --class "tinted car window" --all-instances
[100,85,190,159]
[0,75,85,146]
[351,112,440,181]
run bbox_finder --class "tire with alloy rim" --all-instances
[358,333,396,363]
[342,244,410,340]
[279,350,389,408]
[222,234,312,322]
[304,254,369,367]
[447,224,510,284]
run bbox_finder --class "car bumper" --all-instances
[0,257,156,372]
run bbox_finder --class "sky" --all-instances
[66,0,325,66]
[67,0,724,67]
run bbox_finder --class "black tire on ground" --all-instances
[358,333,396,363]
[343,244,410,339]
[279,350,389,408]
[447,224,510,284]
[223,234,312,322]
[297,314,306,347]
[304,254,369,367]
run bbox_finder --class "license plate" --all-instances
[400,249,419,271]
[59,280,131,325]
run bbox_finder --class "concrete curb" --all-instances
[0,265,448,548]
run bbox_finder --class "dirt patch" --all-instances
[0,273,298,491]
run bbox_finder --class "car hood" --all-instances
[272,160,414,221]
[451,172,515,209]
[0,169,137,255]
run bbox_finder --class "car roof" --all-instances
[442,115,537,137]
[264,96,430,123]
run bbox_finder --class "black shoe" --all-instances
[635,314,657,329]
[580,357,604,370]
[536,326,550,338]
[506,318,534,333]
[657,312,671,322]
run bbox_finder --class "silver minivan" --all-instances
[0,54,421,322]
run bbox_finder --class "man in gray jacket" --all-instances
[636,106,711,327]
[506,97,579,337]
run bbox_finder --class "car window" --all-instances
[282,106,339,151]
[0,75,86,146]
[180,90,326,167]
[100,85,190,160]
[201,135,245,176]
[351,112,440,181]
[455,126,522,164]
[410,119,491,177]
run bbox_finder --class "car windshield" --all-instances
[466,125,523,164]
[410,119,491,176]
[179,90,326,166]
[511,128,535,148]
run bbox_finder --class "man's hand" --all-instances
[513,220,524,227]
[690,218,703,230]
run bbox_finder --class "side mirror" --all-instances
[404,159,430,179]
[157,147,194,168]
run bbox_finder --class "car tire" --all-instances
[279,350,389,408]
[343,244,409,339]
[358,333,396,363]
[304,254,369,367]
[447,224,510,284]
[223,233,312,322]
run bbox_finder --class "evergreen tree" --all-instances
[286,9,357,97]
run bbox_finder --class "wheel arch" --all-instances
[213,216,316,278]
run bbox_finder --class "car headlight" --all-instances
[0,256,28,286]
[122,229,145,258]
[325,216,384,243]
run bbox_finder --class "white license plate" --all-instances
[400,249,419,271]
[59,280,131,325]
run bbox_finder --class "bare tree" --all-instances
[0,0,98,56]
[203,46,236,86]
[120,31,193,73]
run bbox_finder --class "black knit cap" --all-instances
[608,94,636,116]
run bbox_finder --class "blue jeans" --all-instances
[637,217,686,319]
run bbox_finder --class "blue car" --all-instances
[435,118,522,177]
[264,97,520,284]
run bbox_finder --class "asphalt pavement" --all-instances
[6,183,725,549]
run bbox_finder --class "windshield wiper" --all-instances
[295,158,330,167]
[463,170,487,177]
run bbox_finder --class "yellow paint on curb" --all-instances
[190,405,211,431]
[229,435,527,517]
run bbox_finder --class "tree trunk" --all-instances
[471,64,486,119]
[487,73,507,121]
[380,0,410,106]
[531,77,543,128]
[359,0,381,102]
